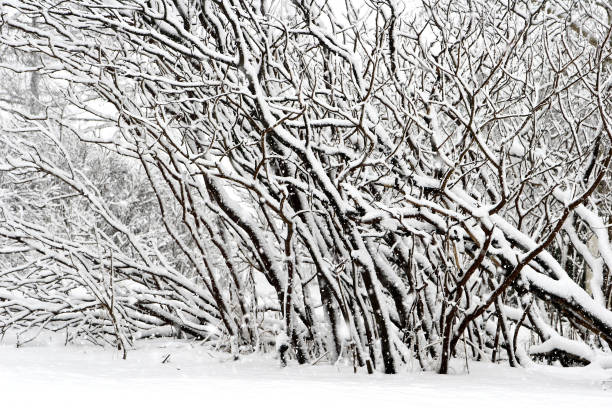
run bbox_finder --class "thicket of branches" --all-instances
[0,0,612,374]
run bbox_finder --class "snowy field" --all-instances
[0,339,610,407]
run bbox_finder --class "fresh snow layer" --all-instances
[0,339,610,408]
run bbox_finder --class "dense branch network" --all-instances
[0,0,611,373]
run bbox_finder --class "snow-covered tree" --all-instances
[0,0,611,373]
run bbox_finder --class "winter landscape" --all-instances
[0,0,611,406]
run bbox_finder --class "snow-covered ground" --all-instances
[0,339,610,407]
